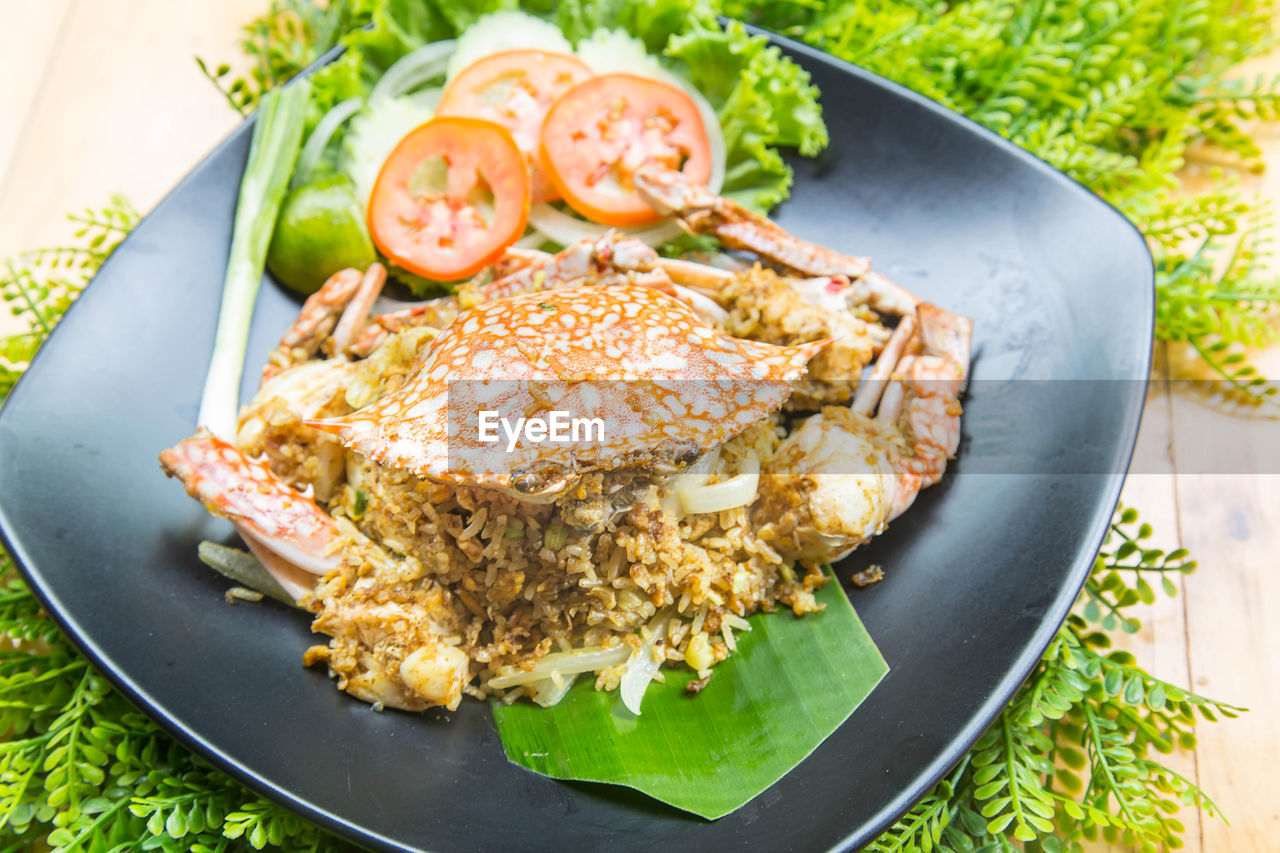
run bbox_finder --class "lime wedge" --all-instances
[266,174,376,295]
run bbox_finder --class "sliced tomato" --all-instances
[539,74,712,227]
[436,50,594,203]
[368,117,529,282]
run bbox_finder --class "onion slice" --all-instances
[369,40,456,105]
[486,644,631,689]
[681,447,722,489]
[527,203,685,247]
[661,447,720,517]
[293,97,363,189]
[620,613,671,715]
[529,673,579,707]
[678,452,761,515]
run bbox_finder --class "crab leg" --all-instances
[657,257,864,320]
[851,315,917,416]
[159,432,342,602]
[482,235,673,301]
[635,166,919,316]
[652,255,892,404]
[492,247,543,279]
[330,263,388,357]
[160,431,471,710]
[260,268,364,385]
[879,304,972,501]
[349,300,460,358]
[504,245,727,323]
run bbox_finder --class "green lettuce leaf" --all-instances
[492,575,887,819]
[667,18,828,210]
[304,51,365,138]
[345,0,474,76]
[554,0,703,52]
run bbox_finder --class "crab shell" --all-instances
[308,285,828,499]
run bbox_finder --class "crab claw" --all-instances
[162,433,471,711]
[755,406,899,566]
[261,268,363,385]
[159,432,342,601]
[757,304,973,566]
[888,304,972,493]
[915,303,973,385]
[330,263,388,357]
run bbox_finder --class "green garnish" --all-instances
[265,174,375,295]
[196,81,310,438]
[352,488,368,520]
[543,524,569,551]
[730,0,1280,406]
[198,541,296,605]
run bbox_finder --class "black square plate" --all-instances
[0,30,1151,853]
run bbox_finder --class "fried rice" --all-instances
[233,273,838,710]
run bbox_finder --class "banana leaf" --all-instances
[491,575,887,819]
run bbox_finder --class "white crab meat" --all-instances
[756,407,899,566]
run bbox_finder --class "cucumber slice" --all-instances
[341,93,439,206]
[445,11,574,80]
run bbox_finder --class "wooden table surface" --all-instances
[2,3,1276,850]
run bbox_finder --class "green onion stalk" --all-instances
[197,80,311,439]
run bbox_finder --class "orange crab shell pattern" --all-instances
[308,285,829,491]
[159,432,340,568]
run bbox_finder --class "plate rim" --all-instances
[0,23,1154,853]
[745,27,1154,848]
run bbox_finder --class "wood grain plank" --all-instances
[1106,344,1203,853]
[1173,475,1280,853]
[0,0,262,339]
[1086,345,1203,853]
[1169,342,1280,853]
[1167,29,1280,848]
[0,0,264,261]
[0,0,74,198]
[0,0,75,338]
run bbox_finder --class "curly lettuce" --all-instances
[666,17,827,210]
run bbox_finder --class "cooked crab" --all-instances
[308,283,825,499]
[163,259,833,711]
[160,198,972,714]
[630,167,934,408]
[160,432,469,710]
[349,235,681,358]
